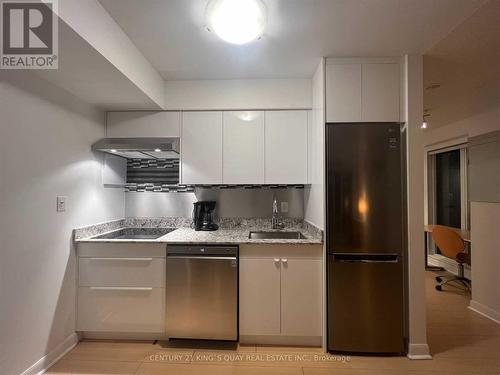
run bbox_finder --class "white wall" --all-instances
[404,55,430,359]
[423,103,500,146]
[304,59,325,229]
[164,79,312,110]
[0,71,125,375]
[125,188,304,219]
[469,202,500,323]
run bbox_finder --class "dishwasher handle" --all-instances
[167,255,237,261]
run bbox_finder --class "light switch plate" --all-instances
[56,196,67,212]
[281,201,289,213]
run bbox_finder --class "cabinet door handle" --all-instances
[88,257,153,261]
[273,258,280,263]
[89,287,153,291]
[281,258,288,263]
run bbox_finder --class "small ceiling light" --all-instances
[421,113,430,129]
[154,148,162,152]
[206,0,267,45]
[110,149,117,153]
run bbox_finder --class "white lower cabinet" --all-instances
[281,259,322,337]
[239,258,281,336]
[239,245,322,344]
[78,257,165,288]
[77,287,164,333]
[76,242,322,341]
[76,243,166,334]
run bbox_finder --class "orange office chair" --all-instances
[431,226,471,291]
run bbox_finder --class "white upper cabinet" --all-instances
[362,63,400,122]
[265,111,308,184]
[181,111,223,184]
[106,111,180,137]
[307,110,312,185]
[112,109,309,185]
[223,111,265,184]
[326,59,401,123]
[326,63,362,122]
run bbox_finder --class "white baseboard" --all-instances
[407,343,432,360]
[239,335,322,347]
[82,331,168,340]
[469,300,500,325]
[20,333,79,375]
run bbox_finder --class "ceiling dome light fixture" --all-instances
[206,0,267,45]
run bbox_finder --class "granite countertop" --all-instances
[74,217,323,245]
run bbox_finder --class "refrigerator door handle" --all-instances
[336,259,399,264]
[332,254,399,263]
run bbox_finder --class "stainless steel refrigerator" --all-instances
[326,123,407,354]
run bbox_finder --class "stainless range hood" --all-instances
[92,138,180,159]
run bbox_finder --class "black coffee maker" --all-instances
[192,201,219,231]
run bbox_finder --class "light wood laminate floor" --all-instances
[47,271,500,374]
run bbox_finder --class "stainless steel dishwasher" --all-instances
[166,245,238,341]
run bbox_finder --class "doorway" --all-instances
[426,144,469,273]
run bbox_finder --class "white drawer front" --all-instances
[77,287,164,333]
[77,243,166,258]
[79,257,165,287]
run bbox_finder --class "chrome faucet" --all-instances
[272,195,284,230]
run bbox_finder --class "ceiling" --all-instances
[99,0,486,80]
[424,0,500,128]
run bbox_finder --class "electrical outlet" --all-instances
[56,196,67,212]
[281,201,289,213]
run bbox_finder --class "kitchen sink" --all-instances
[248,231,307,240]
[92,227,175,240]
